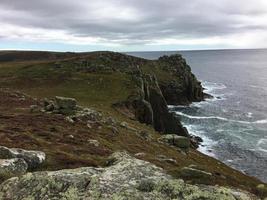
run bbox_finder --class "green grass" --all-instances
[0,53,265,196]
[0,62,135,110]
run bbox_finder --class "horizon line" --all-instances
[0,47,267,53]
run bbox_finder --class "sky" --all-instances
[0,0,267,52]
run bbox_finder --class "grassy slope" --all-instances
[0,51,264,195]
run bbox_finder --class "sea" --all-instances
[127,49,267,183]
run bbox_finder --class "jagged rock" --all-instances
[116,72,189,137]
[0,152,258,199]
[132,99,154,125]
[143,74,188,136]
[0,158,28,179]
[158,134,190,149]
[0,146,45,170]
[190,135,204,148]
[158,54,204,105]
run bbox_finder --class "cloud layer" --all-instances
[0,0,267,50]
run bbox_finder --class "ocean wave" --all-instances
[256,138,267,153]
[202,81,227,93]
[175,111,267,125]
[253,119,267,124]
[184,124,217,157]
[246,112,253,118]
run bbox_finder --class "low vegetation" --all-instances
[0,51,265,198]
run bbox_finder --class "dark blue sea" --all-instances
[127,49,267,183]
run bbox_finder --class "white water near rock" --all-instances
[128,49,267,183]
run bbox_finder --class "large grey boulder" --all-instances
[0,146,45,170]
[44,96,78,115]
[0,152,259,200]
[55,96,77,110]
[158,134,190,149]
[0,158,28,179]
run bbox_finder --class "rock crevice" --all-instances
[115,69,189,137]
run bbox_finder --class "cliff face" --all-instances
[157,55,204,105]
[114,66,189,137]
[0,51,265,199]
[113,53,204,137]
[0,51,203,137]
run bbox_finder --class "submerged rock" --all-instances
[0,152,259,200]
[0,146,45,170]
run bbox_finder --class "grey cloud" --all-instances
[0,0,266,45]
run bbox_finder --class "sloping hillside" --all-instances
[0,51,265,198]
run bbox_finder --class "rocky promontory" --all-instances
[0,51,266,199]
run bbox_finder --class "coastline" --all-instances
[0,50,266,198]
[171,79,267,183]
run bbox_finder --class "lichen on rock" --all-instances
[0,151,259,200]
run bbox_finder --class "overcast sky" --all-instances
[0,0,267,51]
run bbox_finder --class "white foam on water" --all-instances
[185,124,217,157]
[202,81,227,94]
[246,112,253,118]
[175,111,267,125]
[253,119,267,124]
[256,138,267,153]
[168,105,187,109]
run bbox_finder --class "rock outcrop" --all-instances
[112,54,206,138]
[0,158,28,179]
[115,70,189,137]
[0,152,259,200]
[179,166,213,184]
[0,146,46,181]
[158,134,190,149]
[44,96,77,115]
[0,146,46,170]
[157,55,204,105]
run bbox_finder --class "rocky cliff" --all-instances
[157,54,204,105]
[0,51,266,199]
[114,67,189,137]
[102,52,204,137]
